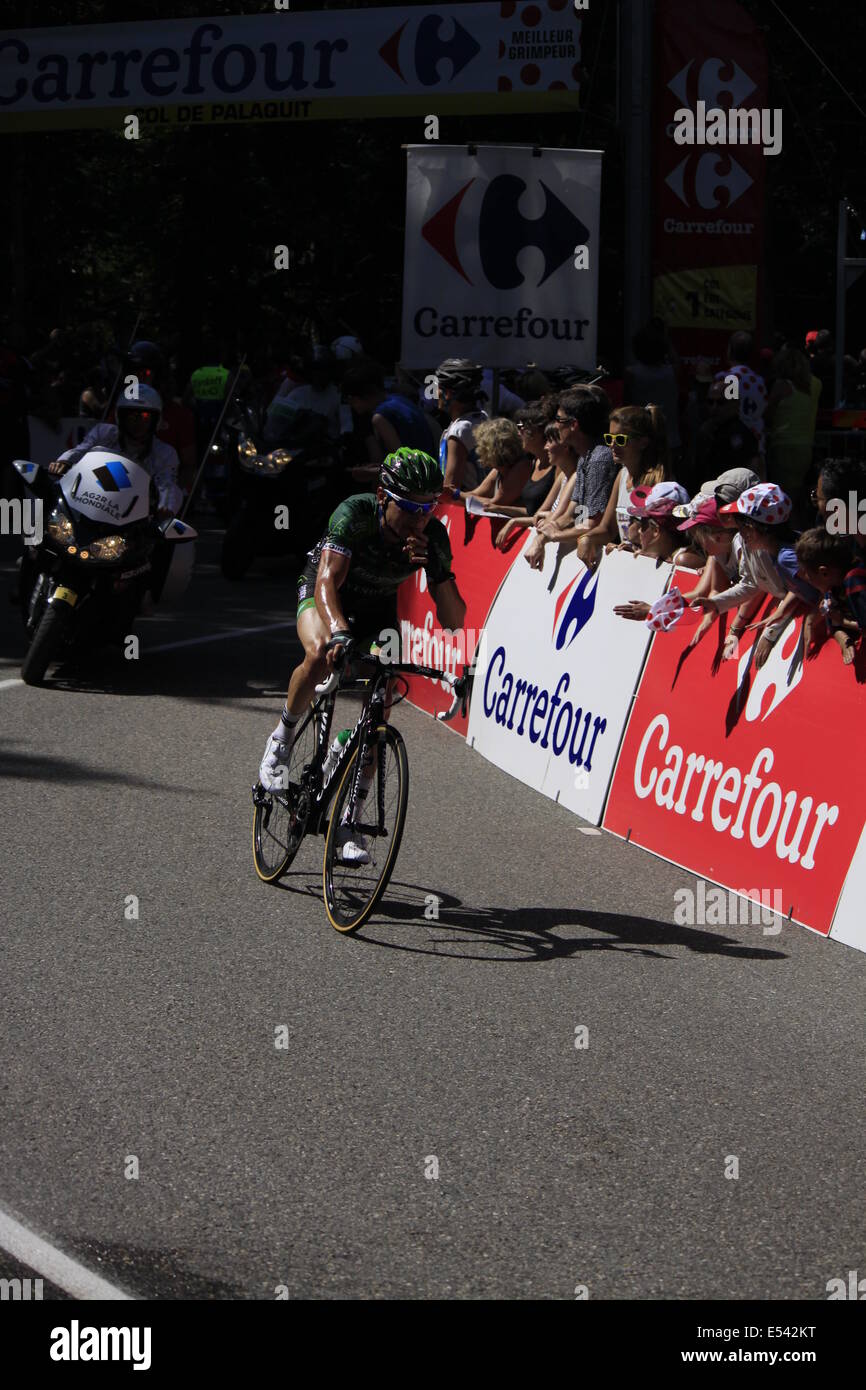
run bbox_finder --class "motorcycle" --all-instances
[12,449,197,686]
[220,402,351,581]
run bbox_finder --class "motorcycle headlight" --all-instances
[259,450,292,475]
[86,534,129,561]
[240,448,292,476]
[46,512,74,543]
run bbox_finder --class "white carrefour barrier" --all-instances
[466,541,671,824]
[829,823,866,952]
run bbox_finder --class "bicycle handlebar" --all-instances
[313,652,472,718]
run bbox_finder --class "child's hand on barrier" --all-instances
[754,635,774,669]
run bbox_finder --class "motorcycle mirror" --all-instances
[160,518,198,542]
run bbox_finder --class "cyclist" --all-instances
[258,447,467,862]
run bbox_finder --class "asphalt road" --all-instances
[1,522,864,1301]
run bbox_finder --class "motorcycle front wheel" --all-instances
[21,597,75,685]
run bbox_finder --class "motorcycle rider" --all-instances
[47,384,182,515]
[46,385,183,601]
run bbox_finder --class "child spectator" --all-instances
[611,483,689,622]
[795,528,866,665]
[690,483,820,668]
[673,494,740,648]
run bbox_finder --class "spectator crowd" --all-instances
[3,313,866,676]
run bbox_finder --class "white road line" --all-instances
[0,1204,134,1300]
[0,622,295,688]
[147,620,295,654]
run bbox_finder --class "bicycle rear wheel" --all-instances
[253,707,321,882]
[322,724,409,932]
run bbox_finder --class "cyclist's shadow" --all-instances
[275,874,785,962]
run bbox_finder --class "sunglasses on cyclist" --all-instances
[604,432,631,446]
[383,489,437,515]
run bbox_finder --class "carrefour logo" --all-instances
[552,566,598,651]
[422,173,588,289]
[379,14,481,87]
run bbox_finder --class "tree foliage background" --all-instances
[2,0,864,382]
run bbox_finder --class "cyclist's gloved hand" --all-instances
[326,630,354,670]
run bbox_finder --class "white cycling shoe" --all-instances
[259,732,291,792]
[336,825,370,866]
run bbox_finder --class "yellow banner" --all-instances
[0,90,579,135]
[653,266,757,332]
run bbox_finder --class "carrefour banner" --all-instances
[603,572,866,937]
[0,5,583,133]
[466,544,670,825]
[402,144,602,369]
[652,0,767,368]
[396,497,524,735]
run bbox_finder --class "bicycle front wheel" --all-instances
[253,707,321,882]
[323,724,409,933]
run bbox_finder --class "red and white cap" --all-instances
[720,482,792,524]
[627,481,690,517]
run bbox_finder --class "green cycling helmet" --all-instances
[379,446,443,499]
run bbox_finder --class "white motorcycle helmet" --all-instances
[117,382,163,431]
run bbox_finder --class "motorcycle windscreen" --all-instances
[60,450,152,526]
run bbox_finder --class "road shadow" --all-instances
[267,875,787,963]
[0,739,219,794]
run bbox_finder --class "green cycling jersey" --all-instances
[300,493,454,613]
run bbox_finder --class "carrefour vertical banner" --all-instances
[653,0,768,369]
[401,145,602,369]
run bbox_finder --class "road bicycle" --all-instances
[252,650,470,932]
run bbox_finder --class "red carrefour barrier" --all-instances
[396,498,522,734]
[602,570,866,936]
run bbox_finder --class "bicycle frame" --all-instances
[301,655,469,837]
